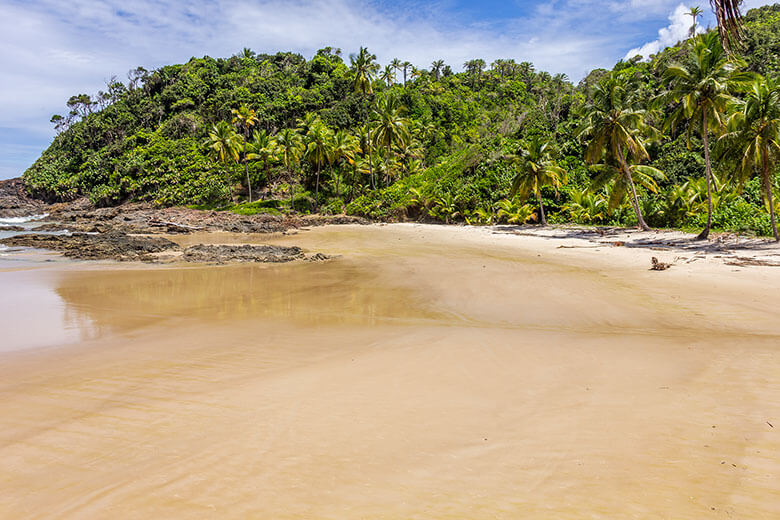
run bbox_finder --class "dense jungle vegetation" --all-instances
[23,3,780,239]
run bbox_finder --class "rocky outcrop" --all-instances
[0,232,180,261]
[181,244,309,264]
[0,178,45,218]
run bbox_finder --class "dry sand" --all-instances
[0,223,779,518]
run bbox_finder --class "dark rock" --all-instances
[0,232,180,261]
[181,244,306,264]
[0,225,25,232]
[0,178,45,218]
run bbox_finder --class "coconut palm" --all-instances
[275,127,304,210]
[372,95,411,187]
[505,136,567,226]
[380,65,395,86]
[431,60,445,81]
[579,75,663,231]
[245,130,278,199]
[231,104,259,201]
[662,32,746,239]
[687,6,704,37]
[350,47,379,189]
[330,130,359,198]
[401,61,411,85]
[711,0,743,52]
[390,58,402,80]
[206,121,242,202]
[723,75,780,240]
[304,119,333,209]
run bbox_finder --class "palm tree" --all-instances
[380,65,395,86]
[372,95,411,187]
[206,121,242,202]
[231,105,259,202]
[711,0,743,52]
[390,58,402,81]
[579,75,663,231]
[245,130,278,199]
[687,6,704,37]
[350,47,379,189]
[723,75,780,240]
[431,60,445,81]
[662,32,745,239]
[401,61,411,85]
[275,127,304,210]
[305,119,333,209]
[505,136,567,226]
[330,130,359,198]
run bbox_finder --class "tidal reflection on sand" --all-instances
[0,224,778,519]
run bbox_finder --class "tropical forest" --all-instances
[24,2,780,240]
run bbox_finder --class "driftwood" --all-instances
[650,257,671,271]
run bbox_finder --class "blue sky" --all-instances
[0,0,774,179]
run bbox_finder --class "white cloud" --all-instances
[1,0,777,178]
[624,3,704,60]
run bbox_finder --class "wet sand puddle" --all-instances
[0,224,778,518]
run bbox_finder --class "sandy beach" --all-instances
[1,223,779,518]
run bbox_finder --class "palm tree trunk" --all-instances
[697,116,714,240]
[618,147,651,231]
[333,165,340,198]
[244,136,252,203]
[536,185,547,226]
[289,167,295,213]
[385,143,391,188]
[763,147,779,241]
[315,161,321,212]
[365,97,374,190]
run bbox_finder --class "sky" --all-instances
[0,0,775,179]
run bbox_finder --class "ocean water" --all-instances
[0,214,62,259]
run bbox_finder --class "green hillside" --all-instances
[23,4,780,238]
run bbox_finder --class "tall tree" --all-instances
[579,75,662,231]
[276,128,304,210]
[723,75,780,240]
[245,129,278,199]
[380,65,396,86]
[372,95,411,187]
[231,104,259,202]
[431,60,445,81]
[662,32,745,239]
[505,136,567,226]
[305,119,333,209]
[687,6,704,37]
[206,121,242,202]
[350,47,379,189]
[401,61,411,85]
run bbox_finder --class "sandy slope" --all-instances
[0,223,778,519]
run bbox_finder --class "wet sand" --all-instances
[1,224,779,518]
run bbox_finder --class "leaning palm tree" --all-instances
[372,95,411,187]
[505,136,567,226]
[662,32,746,239]
[275,127,304,210]
[245,130,278,199]
[206,121,243,202]
[231,105,259,202]
[711,0,743,52]
[579,75,663,231]
[350,47,379,189]
[722,75,780,240]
